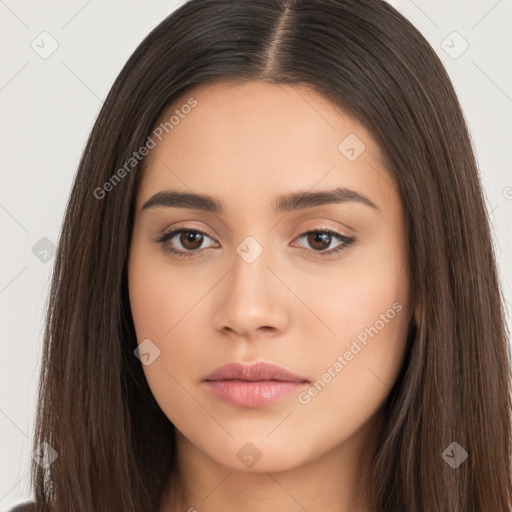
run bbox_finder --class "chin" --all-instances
[199,434,315,473]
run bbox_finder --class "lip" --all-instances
[203,362,309,408]
[204,362,308,382]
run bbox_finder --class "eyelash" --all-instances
[155,227,355,259]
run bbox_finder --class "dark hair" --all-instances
[31,0,512,511]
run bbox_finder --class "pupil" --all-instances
[309,232,330,250]
[181,231,202,249]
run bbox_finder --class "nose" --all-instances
[212,244,291,340]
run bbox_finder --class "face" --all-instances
[128,81,411,474]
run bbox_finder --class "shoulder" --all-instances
[6,501,36,512]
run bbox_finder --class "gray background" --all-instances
[1,0,511,509]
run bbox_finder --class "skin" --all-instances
[128,81,412,512]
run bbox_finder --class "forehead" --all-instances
[136,81,395,214]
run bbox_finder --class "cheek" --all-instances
[293,228,410,423]
[309,226,409,349]
[294,304,408,454]
[290,301,409,460]
[127,249,204,426]
[127,241,223,392]
[128,241,206,343]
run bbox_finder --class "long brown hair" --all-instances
[31,0,512,510]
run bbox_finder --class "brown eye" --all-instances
[293,229,355,257]
[307,232,333,251]
[179,231,204,250]
[156,228,218,258]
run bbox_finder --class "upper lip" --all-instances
[204,362,309,383]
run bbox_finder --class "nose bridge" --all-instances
[212,234,289,336]
[228,234,274,309]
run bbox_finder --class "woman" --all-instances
[13,0,512,511]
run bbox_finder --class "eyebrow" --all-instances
[141,187,379,214]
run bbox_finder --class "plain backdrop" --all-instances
[1,0,511,509]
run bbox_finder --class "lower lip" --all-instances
[204,380,308,407]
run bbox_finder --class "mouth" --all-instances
[204,361,309,382]
[203,362,309,408]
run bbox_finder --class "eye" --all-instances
[292,229,355,257]
[156,228,218,258]
[155,227,355,259]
